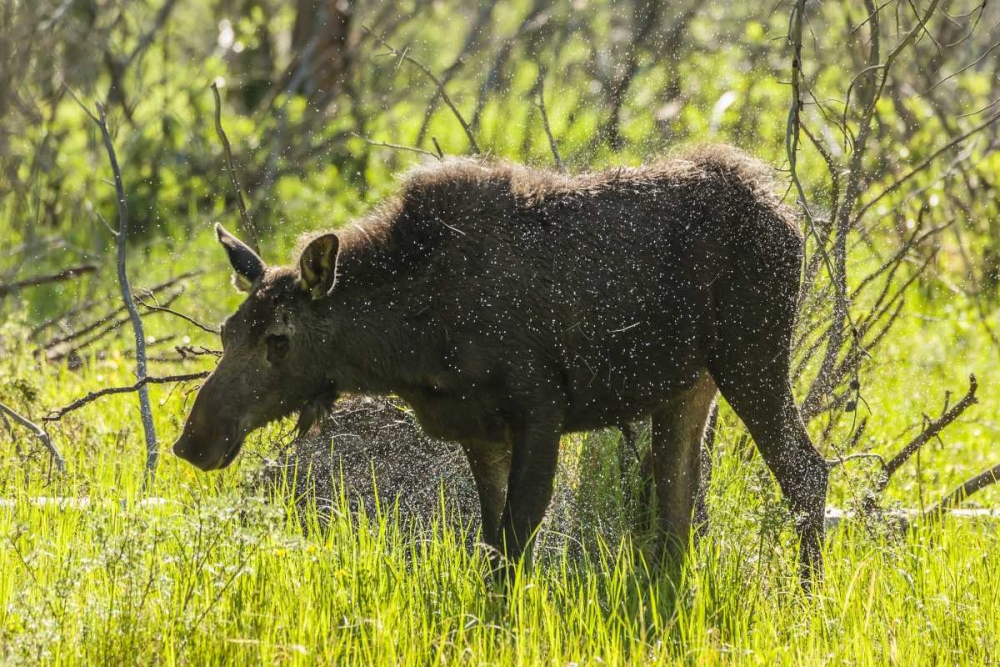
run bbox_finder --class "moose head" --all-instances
[172,224,341,470]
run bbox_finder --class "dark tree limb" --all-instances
[0,401,65,473]
[43,372,210,422]
[534,65,565,173]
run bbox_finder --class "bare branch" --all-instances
[351,133,442,160]
[43,372,211,422]
[135,296,220,335]
[93,102,159,479]
[361,25,481,155]
[852,111,1000,226]
[866,374,979,510]
[924,461,1000,518]
[176,345,222,359]
[535,66,565,174]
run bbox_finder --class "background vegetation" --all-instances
[1,0,999,663]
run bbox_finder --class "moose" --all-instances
[173,145,829,585]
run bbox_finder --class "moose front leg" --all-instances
[460,440,512,546]
[495,410,563,574]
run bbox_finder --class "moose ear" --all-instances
[299,233,340,299]
[216,223,265,292]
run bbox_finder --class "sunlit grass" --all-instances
[2,285,999,664]
[2,226,999,663]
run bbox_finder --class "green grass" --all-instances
[1,270,999,664]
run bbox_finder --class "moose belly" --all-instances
[398,389,510,444]
[560,323,707,431]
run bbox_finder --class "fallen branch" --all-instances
[0,264,98,297]
[43,372,210,422]
[211,81,260,253]
[924,461,1000,519]
[0,401,65,473]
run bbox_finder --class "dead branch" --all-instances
[0,264,98,297]
[211,81,260,253]
[43,288,183,363]
[176,345,222,359]
[361,25,481,155]
[414,0,498,146]
[135,295,219,334]
[0,400,65,473]
[93,102,159,479]
[43,372,210,422]
[351,133,442,161]
[28,270,202,341]
[42,286,183,352]
[864,374,979,512]
[924,461,1000,519]
[852,110,1000,226]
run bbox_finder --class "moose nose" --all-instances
[172,435,216,471]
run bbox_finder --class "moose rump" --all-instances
[173,145,829,585]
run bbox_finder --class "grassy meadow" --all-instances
[2,0,1000,664]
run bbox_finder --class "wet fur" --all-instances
[179,145,829,583]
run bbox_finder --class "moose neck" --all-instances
[316,225,438,397]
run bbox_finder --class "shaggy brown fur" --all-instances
[174,145,829,585]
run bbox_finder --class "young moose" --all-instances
[173,146,829,584]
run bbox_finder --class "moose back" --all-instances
[173,145,829,584]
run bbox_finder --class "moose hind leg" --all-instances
[711,368,828,586]
[649,372,718,556]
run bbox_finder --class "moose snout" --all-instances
[172,415,243,471]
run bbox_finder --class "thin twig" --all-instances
[43,372,211,422]
[0,401,65,473]
[350,132,442,160]
[135,296,219,334]
[361,24,481,155]
[210,82,260,253]
[535,66,565,173]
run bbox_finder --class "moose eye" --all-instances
[266,334,290,362]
